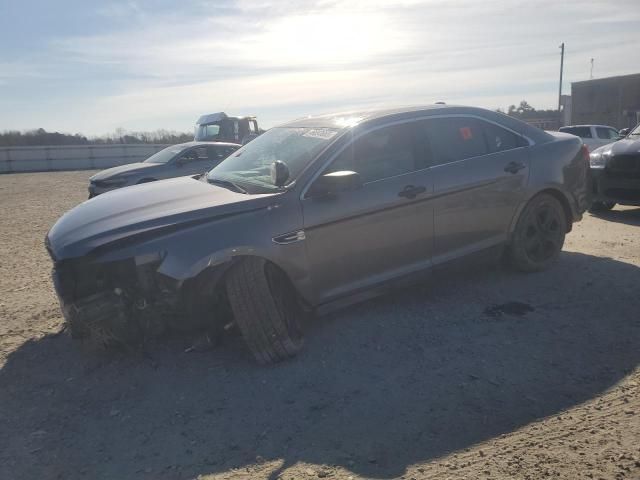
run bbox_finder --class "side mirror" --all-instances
[618,128,630,138]
[308,171,362,198]
[270,160,290,187]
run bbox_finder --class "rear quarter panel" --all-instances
[514,132,589,231]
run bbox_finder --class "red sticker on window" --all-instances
[460,126,473,140]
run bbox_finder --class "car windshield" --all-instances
[144,145,189,164]
[206,126,340,192]
[630,124,640,136]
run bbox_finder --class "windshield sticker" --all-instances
[302,128,338,140]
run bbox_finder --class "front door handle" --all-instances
[504,161,526,174]
[398,185,426,200]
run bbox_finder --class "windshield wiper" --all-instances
[207,177,248,194]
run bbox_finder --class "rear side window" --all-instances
[422,117,488,166]
[328,123,421,183]
[561,127,592,138]
[596,127,618,140]
[481,121,527,152]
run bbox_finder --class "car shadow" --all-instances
[589,206,640,226]
[1,251,639,480]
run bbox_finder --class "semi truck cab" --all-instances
[195,112,260,144]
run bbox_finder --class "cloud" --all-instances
[1,0,639,134]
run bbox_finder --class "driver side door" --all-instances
[301,121,435,304]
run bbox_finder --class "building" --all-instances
[571,73,640,129]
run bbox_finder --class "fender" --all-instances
[508,185,577,238]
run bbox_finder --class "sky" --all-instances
[1,0,639,136]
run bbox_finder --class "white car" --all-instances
[559,124,620,152]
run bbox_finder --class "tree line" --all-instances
[0,128,193,147]
[498,100,559,120]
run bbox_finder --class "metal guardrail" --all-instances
[0,144,170,173]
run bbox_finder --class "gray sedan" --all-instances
[48,105,590,364]
[88,141,240,197]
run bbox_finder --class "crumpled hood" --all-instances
[90,162,161,181]
[591,137,640,156]
[47,176,276,260]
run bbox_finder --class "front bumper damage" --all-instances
[49,250,224,345]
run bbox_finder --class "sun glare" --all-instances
[259,12,399,66]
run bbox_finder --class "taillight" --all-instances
[581,144,590,163]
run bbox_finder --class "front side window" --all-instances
[423,117,488,166]
[207,126,339,192]
[596,127,619,140]
[327,123,421,184]
[179,148,200,162]
[208,145,238,160]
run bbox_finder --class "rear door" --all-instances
[301,121,434,303]
[423,116,530,264]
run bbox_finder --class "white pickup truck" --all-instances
[559,124,620,152]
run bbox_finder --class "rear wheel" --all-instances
[589,201,615,213]
[509,193,566,272]
[225,257,304,364]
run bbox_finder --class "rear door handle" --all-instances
[504,161,526,174]
[398,185,426,200]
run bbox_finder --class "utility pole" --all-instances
[558,42,565,128]
[558,42,565,113]
[590,58,594,79]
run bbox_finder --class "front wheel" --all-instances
[508,193,567,272]
[225,257,304,364]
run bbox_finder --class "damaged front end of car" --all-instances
[47,236,236,346]
[43,178,262,346]
[49,245,161,343]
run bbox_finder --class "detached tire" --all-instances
[589,201,615,213]
[225,257,304,364]
[509,193,567,272]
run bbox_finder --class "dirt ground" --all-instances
[0,171,639,480]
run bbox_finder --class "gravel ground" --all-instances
[0,171,639,480]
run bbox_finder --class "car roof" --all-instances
[560,125,617,129]
[280,105,457,128]
[196,112,257,124]
[279,104,554,145]
[171,141,242,149]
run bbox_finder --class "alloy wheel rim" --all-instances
[523,203,562,263]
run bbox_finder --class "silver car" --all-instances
[558,125,620,152]
[48,105,591,364]
[88,141,241,197]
